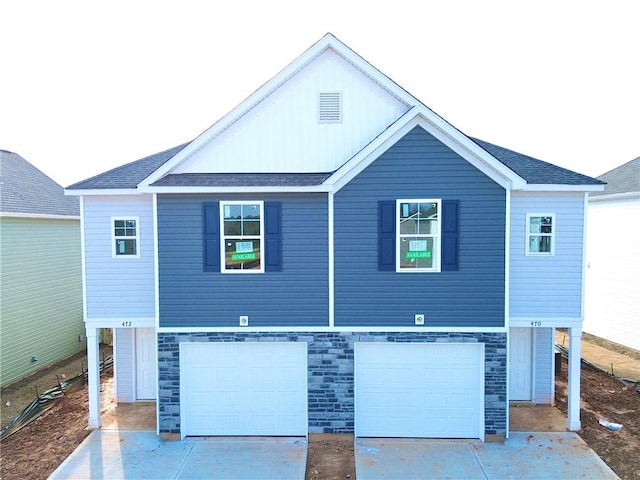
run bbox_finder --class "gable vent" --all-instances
[318,92,342,123]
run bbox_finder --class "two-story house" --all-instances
[67,34,603,441]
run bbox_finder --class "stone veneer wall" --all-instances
[157,332,507,436]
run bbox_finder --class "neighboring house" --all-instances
[66,34,604,441]
[584,157,640,351]
[0,150,84,387]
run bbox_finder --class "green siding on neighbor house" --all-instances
[0,217,84,387]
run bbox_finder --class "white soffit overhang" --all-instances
[589,191,638,201]
[65,188,143,196]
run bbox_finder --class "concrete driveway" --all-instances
[355,433,619,479]
[48,431,308,480]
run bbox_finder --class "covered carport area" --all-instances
[508,318,583,432]
[85,318,157,431]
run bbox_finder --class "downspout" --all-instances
[328,191,334,328]
[504,188,511,439]
[80,197,101,429]
[568,192,589,431]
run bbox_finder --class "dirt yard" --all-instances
[555,356,640,480]
[1,338,638,480]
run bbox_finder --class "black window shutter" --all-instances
[441,200,459,271]
[378,200,396,271]
[264,202,282,272]
[202,202,220,272]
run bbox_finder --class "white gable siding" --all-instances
[584,197,640,350]
[83,195,155,318]
[173,49,410,174]
[510,192,585,319]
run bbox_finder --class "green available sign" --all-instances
[231,252,257,261]
[406,251,432,259]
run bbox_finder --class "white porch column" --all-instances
[567,326,582,431]
[86,327,102,429]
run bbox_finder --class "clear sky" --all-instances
[2,1,638,187]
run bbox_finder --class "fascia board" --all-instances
[419,111,527,190]
[138,34,420,188]
[588,191,640,202]
[328,107,525,192]
[138,185,333,194]
[522,184,606,192]
[0,212,80,220]
[64,188,142,196]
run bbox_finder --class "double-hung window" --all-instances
[526,213,555,255]
[397,199,441,272]
[112,217,139,258]
[221,201,264,272]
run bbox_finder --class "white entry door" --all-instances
[355,342,484,439]
[509,327,532,401]
[180,342,308,438]
[135,328,157,400]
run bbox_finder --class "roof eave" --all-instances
[0,212,81,220]
[521,184,606,192]
[589,191,640,201]
[137,185,332,194]
[64,188,143,196]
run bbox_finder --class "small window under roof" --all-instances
[318,92,341,123]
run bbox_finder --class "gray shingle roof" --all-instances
[67,136,604,191]
[471,138,604,186]
[66,143,189,190]
[0,150,80,216]
[590,157,640,196]
[152,172,333,187]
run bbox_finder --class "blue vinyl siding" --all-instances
[334,126,506,327]
[534,327,554,404]
[509,192,584,318]
[83,195,155,318]
[158,194,328,327]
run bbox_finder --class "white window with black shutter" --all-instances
[379,199,459,272]
[202,201,282,273]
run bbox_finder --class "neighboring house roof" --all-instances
[471,139,605,186]
[590,156,640,196]
[0,150,79,216]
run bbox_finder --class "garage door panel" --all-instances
[180,342,307,437]
[355,343,484,439]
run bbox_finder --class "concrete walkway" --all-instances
[355,433,619,479]
[48,431,308,480]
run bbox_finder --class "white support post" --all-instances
[567,326,582,431]
[86,327,102,429]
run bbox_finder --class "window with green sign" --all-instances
[397,200,441,272]
[221,201,263,272]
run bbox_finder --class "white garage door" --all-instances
[355,342,484,439]
[180,342,307,438]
